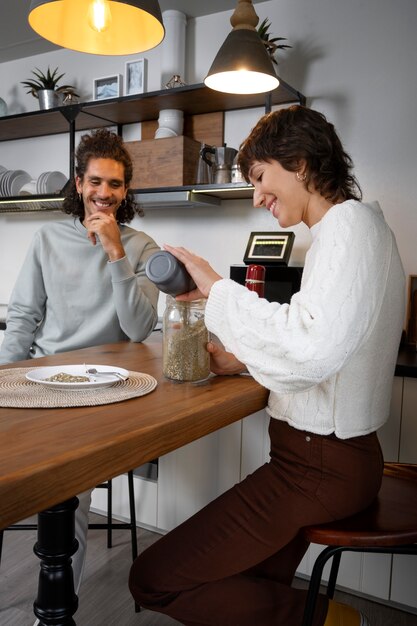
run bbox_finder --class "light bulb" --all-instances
[88,0,112,33]
[205,70,279,95]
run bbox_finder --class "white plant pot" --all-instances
[156,109,184,136]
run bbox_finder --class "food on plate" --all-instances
[43,372,90,383]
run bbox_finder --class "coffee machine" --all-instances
[230,265,303,304]
[230,231,303,303]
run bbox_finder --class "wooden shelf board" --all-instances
[0,81,305,142]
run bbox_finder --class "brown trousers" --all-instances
[129,418,384,626]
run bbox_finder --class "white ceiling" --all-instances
[0,0,264,63]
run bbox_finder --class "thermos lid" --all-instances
[145,250,196,296]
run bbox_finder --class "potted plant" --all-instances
[257,18,292,65]
[21,67,79,110]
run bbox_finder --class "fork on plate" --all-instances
[86,368,128,381]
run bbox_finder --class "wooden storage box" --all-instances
[127,136,201,189]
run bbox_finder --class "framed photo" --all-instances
[243,231,295,266]
[93,74,122,100]
[406,275,417,345]
[125,58,147,96]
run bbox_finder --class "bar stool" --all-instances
[301,462,417,626]
[0,470,138,570]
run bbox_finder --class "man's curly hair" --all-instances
[62,128,143,222]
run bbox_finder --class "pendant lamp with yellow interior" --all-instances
[204,0,279,95]
[28,0,165,55]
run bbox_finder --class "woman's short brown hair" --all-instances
[238,105,362,203]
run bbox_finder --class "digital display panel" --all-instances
[244,232,295,265]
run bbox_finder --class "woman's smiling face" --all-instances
[249,159,309,228]
[76,157,127,221]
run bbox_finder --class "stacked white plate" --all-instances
[0,167,31,197]
[36,171,68,194]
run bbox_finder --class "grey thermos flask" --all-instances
[145,251,197,296]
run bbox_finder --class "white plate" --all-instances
[9,169,31,196]
[44,170,67,193]
[25,364,129,390]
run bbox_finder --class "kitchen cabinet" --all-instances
[91,419,242,532]
[0,80,305,213]
[390,376,417,610]
[398,377,417,463]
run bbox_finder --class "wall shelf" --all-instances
[0,185,255,214]
[0,80,304,210]
[0,80,305,142]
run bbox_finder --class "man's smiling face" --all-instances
[76,157,127,221]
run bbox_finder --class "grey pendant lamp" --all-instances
[28,0,165,55]
[204,0,279,94]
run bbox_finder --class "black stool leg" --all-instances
[127,470,141,613]
[127,470,138,561]
[0,529,3,568]
[326,551,342,599]
[301,546,344,626]
[107,480,112,549]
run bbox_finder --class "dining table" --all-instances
[0,333,268,625]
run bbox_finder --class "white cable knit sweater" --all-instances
[205,201,405,439]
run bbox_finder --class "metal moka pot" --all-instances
[213,144,238,167]
[212,144,238,184]
[196,144,215,184]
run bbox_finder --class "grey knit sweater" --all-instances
[0,217,159,364]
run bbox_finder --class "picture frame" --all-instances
[93,74,122,101]
[406,274,417,345]
[243,231,295,266]
[125,58,147,96]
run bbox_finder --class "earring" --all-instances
[78,192,82,202]
[296,171,307,182]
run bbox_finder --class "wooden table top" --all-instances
[0,333,268,530]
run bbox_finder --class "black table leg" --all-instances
[33,496,79,625]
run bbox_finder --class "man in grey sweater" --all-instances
[0,128,160,610]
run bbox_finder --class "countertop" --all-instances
[0,336,269,529]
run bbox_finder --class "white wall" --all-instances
[1,0,416,318]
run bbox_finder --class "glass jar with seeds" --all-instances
[162,296,210,382]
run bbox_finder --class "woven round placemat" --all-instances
[0,367,157,408]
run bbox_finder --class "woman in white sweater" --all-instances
[129,106,405,626]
